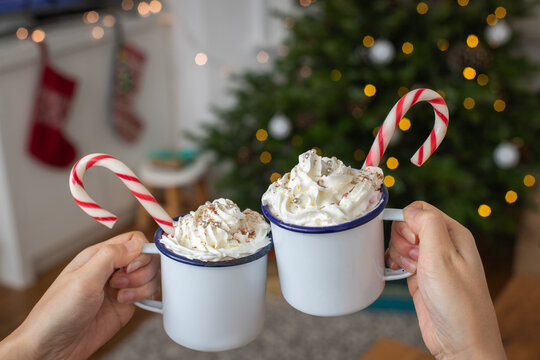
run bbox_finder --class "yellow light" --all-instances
[257,50,269,64]
[91,26,105,39]
[354,149,365,161]
[416,2,428,14]
[399,117,411,131]
[495,6,507,19]
[457,0,469,6]
[478,204,491,217]
[493,99,506,112]
[121,0,134,10]
[260,151,272,164]
[194,52,208,66]
[398,86,409,97]
[372,126,380,137]
[466,34,479,48]
[330,69,342,81]
[386,157,399,170]
[402,42,414,54]
[256,129,268,142]
[299,0,312,7]
[313,147,322,156]
[437,39,449,51]
[463,67,476,80]
[486,14,498,26]
[102,14,116,27]
[291,135,303,147]
[505,190,518,204]
[149,0,162,14]
[138,1,150,16]
[364,84,376,97]
[31,29,45,43]
[16,27,28,40]
[384,175,395,188]
[477,74,489,86]
[463,97,475,110]
[363,35,375,48]
[270,172,281,183]
[524,174,536,187]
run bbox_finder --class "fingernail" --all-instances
[404,207,420,221]
[119,290,134,303]
[409,247,419,261]
[125,238,140,253]
[110,276,129,288]
[400,226,417,244]
[127,261,142,274]
[400,256,417,273]
[387,257,397,269]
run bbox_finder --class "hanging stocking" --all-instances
[109,22,146,143]
[27,42,78,168]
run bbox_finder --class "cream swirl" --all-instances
[262,150,384,226]
[160,198,271,261]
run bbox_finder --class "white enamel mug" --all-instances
[261,185,412,317]
[134,218,273,352]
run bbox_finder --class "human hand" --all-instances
[0,231,160,360]
[385,201,506,360]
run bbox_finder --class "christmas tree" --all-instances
[196,0,540,245]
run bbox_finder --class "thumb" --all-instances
[403,203,456,259]
[79,236,143,285]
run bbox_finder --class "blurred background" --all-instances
[1,0,540,359]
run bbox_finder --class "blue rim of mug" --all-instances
[261,184,389,234]
[154,216,273,267]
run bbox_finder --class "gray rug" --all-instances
[104,294,425,359]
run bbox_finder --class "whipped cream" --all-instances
[160,198,271,261]
[262,150,384,226]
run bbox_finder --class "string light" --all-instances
[364,84,376,97]
[463,97,475,109]
[138,1,150,17]
[353,149,365,161]
[257,50,269,64]
[271,172,281,182]
[194,52,208,66]
[466,34,479,48]
[524,174,536,187]
[457,0,469,6]
[398,86,409,97]
[102,14,116,27]
[363,35,375,47]
[399,117,411,131]
[478,204,491,217]
[256,129,268,142]
[330,69,342,81]
[91,26,104,39]
[416,2,429,14]
[313,147,322,156]
[402,42,414,54]
[121,0,134,11]
[31,29,45,43]
[505,190,517,204]
[372,126,380,137]
[486,14,498,26]
[384,175,395,188]
[437,39,449,51]
[462,67,476,80]
[493,99,506,112]
[495,6,507,19]
[260,151,272,164]
[477,74,489,86]
[291,135,303,147]
[386,157,399,169]
[149,0,162,14]
[16,27,28,40]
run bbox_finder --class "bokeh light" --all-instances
[495,6,507,19]
[257,50,269,64]
[260,151,272,164]
[463,67,476,80]
[477,74,489,86]
[399,117,411,131]
[437,39,449,51]
[416,2,428,14]
[270,173,281,183]
[354,149,365,161]
[466,34,479,48]
[478,204,491,217]
[31,29,45,43]
[493,99,506,112]
[463,97,475,110]
[363,35,374,47]
[16,27,28,40]
[402,42,414,54]
[384,175,395,188]
[256,129,268,142]
[195,52,208,66]
[398,86,409,97]
[91,26,104,39]
[364,84,376,97]
[330,69,342,81]
[505,190,517,204]
[524,174,536,187]
[386,157,399,170]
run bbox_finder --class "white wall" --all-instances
[0,14,175,288]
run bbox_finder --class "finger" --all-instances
[387,240,417,273]
[117,273,160,304]
[110,255,159,289]
[385,250,399,270]
[78,234,144,285]
[65,231,149,273]
[390,222,420,259]
[126,253,154,274]
[392,221,418,245]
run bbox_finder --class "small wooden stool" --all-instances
[135,153,211,231]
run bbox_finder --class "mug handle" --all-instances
[134,243,163,314]
[382,208,414,281]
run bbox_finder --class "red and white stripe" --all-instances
[363,88,449,168]
[69,153,174,235]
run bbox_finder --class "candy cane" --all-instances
[69,153,175,235]
[363,88,449,168]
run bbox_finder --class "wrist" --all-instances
[0,326,40,360]
[438,343,506,360]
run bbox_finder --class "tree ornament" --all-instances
[369,39,395,65]
[493,142,520,169]
[485,20,512,47]
[268,113,292,139]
